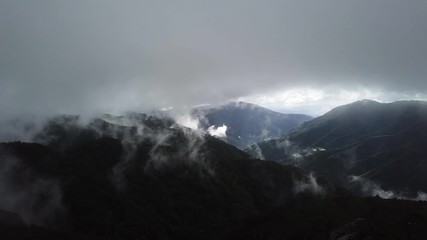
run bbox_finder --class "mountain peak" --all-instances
[355,99,380,104]
[225,101,262,109]
[191,101,312,149]
[251,99,427,197]
[342,99,382,109]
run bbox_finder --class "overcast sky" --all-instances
[1,0,427,118]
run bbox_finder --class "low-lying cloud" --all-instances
[207,124,227,138]
[0,153,66,226]
[349,175,427,201]
[294,172,325,196]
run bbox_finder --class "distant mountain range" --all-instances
[0,113,326,239]
[2,102,427,239]
[248,100,427,197]
[192,101,312,149]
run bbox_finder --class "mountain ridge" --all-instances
[2,109,427,239]
[247,100,427,197]
[0,113,326,239]
[192,101,312,149]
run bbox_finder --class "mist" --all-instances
[0,151,65,226]
[1,0,427,119]
[349,175,427,201]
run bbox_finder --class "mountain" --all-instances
[228,196,427,240]
[2,112,427,239]
[0,113,324,239]
[191,101,312,149]
[248,100,427,196]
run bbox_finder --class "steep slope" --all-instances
[0,114,321,240]
[3,113,427,239]
[192,101,312,149]
[249,100,427,196]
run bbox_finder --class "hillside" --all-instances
[0,114,320,239]
[248,100,427,197]
[192,101,312,149]
[1,112,427,239]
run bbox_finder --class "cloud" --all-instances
[0,117,47,142]
[349,175,427,201]
[241,87,427,116]
[174,114,201,131]
[207,124,227,138]
[249,144,265,160]
[1,0,427,118]
[293,172,325,196]
[349,175,396,199]
[0,152,65,226]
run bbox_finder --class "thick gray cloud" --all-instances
[1,0,427,118]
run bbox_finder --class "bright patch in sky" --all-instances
[239,87,427,116]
